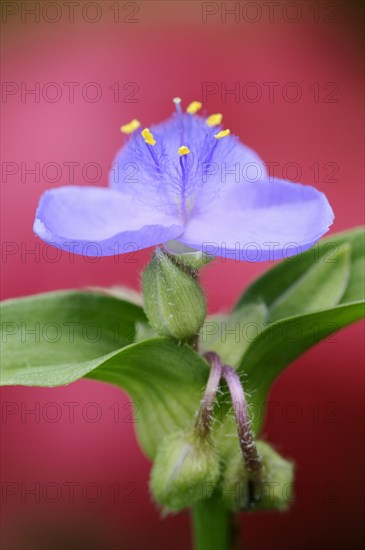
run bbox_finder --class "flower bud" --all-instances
[150,430,220,512]
[222,441,294,512]
[142,248,206,340]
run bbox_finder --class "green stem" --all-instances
[191,494,238,550]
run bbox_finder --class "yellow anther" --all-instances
[186,101,202,115]
[214,129,231,139]
[120,119,141,135]
[141,128,156,146]
[178,146,190,156]
[206,113,223,127]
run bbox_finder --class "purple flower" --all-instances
[34,99,334,261]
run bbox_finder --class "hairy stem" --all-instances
[222,365,263,489]
[195,352,222,438]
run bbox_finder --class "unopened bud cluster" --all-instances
[223,441,294,511]
[150,429,220,512]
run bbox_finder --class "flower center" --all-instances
[119,99,232,222]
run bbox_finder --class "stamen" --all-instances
[120,119,141,135]
[214,129,230,139]
[206,113,223,127]
[173,98,186,144]
[141,128,156,146]
[186,101,202,115]
[179,147,191,221]
[178,145,190,156]
[173,97,182,115]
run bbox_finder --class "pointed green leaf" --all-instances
[0,290,146,386]
[225,228,364,433]
[241,301,364,433]
[0,290,209,458]
[200,301,267,367]
[268,243,350,321]
[86,338,209,458]
[235,227,364,315]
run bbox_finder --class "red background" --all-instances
[1,1,364,549]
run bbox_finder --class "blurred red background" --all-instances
[1,1,364,549]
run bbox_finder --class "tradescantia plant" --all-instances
[1,98,364,550]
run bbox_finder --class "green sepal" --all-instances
[163,240,213,269]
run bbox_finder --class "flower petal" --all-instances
[179,178,334,261]
[34,186,184,256]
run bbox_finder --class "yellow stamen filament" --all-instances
[186,101,202,115]
[141,128,156,146]
[206,113,223,127]
[120,119,141,135]
[178,146,190,156]
[214,129,231,139]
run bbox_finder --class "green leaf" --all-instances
[228,227,365,433]
[0,290,146,386]
[0,290,209,458]
[203,229,364,442]
[235,227,364,316]
[268,243,350,321]
[241,302,364,433]
[200,301,267,368]
[206,229,363,373]
[90,285,144,306]
[86,338,209,458]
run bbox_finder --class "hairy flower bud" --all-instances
[150,430,220,512]
[222,441,294,512]
[142,248,206,340]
